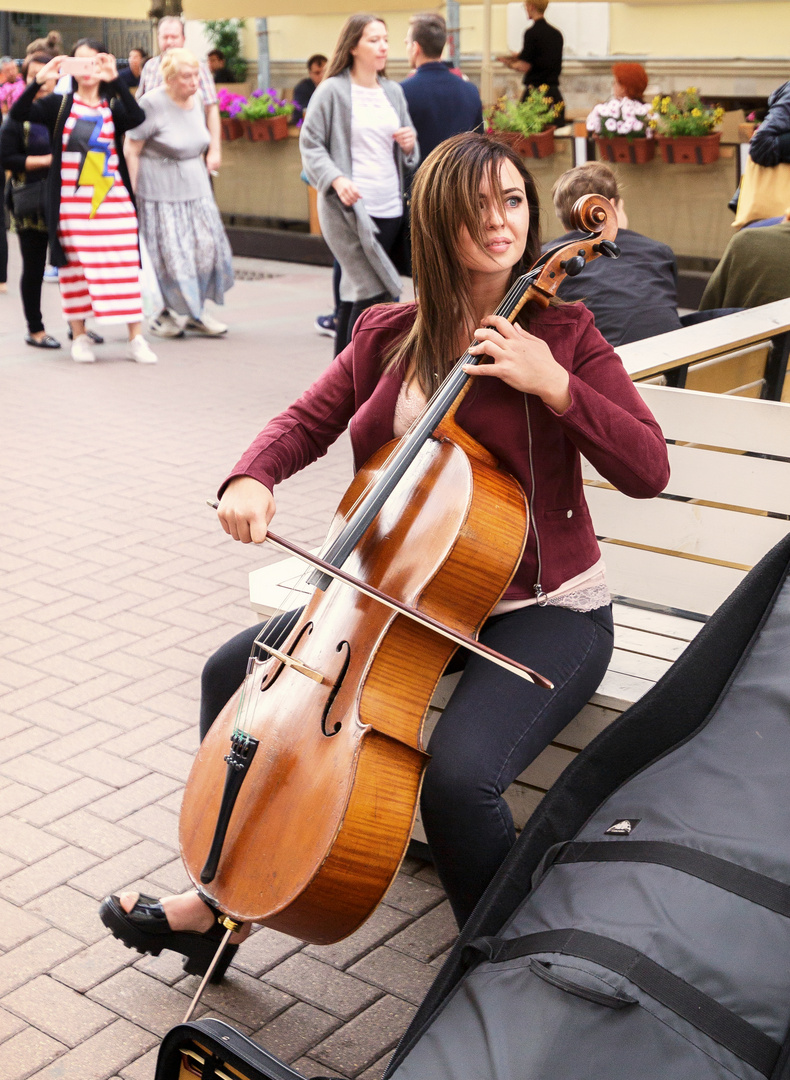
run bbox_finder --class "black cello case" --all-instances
[158,534,790,1080]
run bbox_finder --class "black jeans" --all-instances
[334,214,403,356]
[0,205,8,286]
[199,602,614,928]
[17,228,49,334]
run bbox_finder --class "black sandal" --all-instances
[98,893,239,982]
[25,333,61,349]
[67,327,104,344]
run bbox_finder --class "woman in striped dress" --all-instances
[10,41,157,364]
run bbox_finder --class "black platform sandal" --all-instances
[98,893,239,983]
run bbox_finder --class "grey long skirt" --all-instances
[137,195,234,320]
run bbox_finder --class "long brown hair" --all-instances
[325,13,386,79]
[388,132,542,395]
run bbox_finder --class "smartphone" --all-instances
[60,57,97,77]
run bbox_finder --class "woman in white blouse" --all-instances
[300,13,418,354]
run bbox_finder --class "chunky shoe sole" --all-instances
[99,895,238,983]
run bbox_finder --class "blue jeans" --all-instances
[200,602,614,928]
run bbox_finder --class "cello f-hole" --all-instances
[321,640,351,737]
[259,621,314,692]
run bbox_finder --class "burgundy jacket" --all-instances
[225,302,670,601]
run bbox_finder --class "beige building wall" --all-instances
[609,2,790,58]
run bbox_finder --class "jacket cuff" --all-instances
[778,131,790,162]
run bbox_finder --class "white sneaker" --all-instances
[71,334,96,363]
[149,310,184,338]
[185,312,228,336]
[127,335,158,364]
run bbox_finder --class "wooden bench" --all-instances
[249,383,790,841]
[618,298,790,400]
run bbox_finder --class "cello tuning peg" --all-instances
[594,239,621,259]
[560,254,586,277]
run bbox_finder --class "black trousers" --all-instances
[199,601,614,928]
[334,214,403,356]
[17,227,49,334]
[0,205,8,286]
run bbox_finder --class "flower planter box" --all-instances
[495,126,556,159]
[244,115,289,142]
[595,136,656,165]
[220,117,243,141]
[656,133,721,165]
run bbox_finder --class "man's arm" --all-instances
[497,54,530,74]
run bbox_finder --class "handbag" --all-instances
[10,178,47,221]
[732,156,790,228]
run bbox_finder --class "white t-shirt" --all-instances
[350,83,402,219]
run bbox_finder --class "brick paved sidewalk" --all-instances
[0,247,451,1080]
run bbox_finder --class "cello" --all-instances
[179,194,620,952]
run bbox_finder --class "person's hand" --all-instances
[217,476,277,544]
[206,146,221,174]
[464,314,571,413]
[96,53,118,82]
[332,176,361,207]
[393,126,415,155]
[36,55,67,85]
[41,153,52,167]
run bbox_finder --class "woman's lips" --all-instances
[486,238,511,252]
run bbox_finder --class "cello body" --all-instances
[179,416,528,944]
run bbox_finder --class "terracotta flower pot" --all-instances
[594,136,656,165]
[656,133,721,165]
[220,117,243,141]
[494,127,556,159]
[244,115,289,142]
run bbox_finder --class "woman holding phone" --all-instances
[10,40,158,364]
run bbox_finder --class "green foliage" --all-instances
[486,86,560,137]
[652,88,724,138]
[238,89,294,121]
[204,19,247,83]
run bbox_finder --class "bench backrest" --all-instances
[583,384,790,617]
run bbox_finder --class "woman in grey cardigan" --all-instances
[300,13,418,354]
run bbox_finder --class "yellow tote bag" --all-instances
[733,157,790,228]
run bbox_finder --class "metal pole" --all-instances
[445,0,460,68]
[0,11,11,57]
[256,17,270,90]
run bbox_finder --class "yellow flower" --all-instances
[691,108,701,117]
[545,97,553,104]
[539,83,549,92]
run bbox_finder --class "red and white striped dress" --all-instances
[58,95,143,325]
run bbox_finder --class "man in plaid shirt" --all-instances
[137,17,221,175]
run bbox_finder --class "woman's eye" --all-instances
[506,196,522,208]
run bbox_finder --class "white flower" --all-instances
[604,118,617,132]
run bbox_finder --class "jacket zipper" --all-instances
[524,394,548,606]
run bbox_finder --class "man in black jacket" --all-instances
[497,0,564,120]
[749,80,790,166]
[401,13,483,162]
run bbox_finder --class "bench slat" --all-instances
[586,485,790,566]
[635,383,790,457]
[599,543,744,616]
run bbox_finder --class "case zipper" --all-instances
[524,394,548,606]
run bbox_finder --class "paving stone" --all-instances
[88,967,206,1037]
[119,1046,158,1080]
[52,672,134,710]
[46,810,138,859]
[381,874,444,917]
[412,863,442,887]
[291,1057,346,1079]
[0,844,98,904]
[178,968,294,1030]
[2,974,115,1047]
[265,954,382,1021]
[122,804,180,849]
[386,900,457,962]
[0,1005,26,1044]
[0,726,43,764]
[67,748,150,788]
[0,895,47,949]
[106,718,186,758]
[251,1002,342,1064]
[133,949,190,986]
[357,1054,392,1080]
[31,1018,158,1080]
[0,927,83,996]
[51,934,139,993]
[349,946,437,1006]
[232,926,304,978]
[305,905,412,971]
[0,1025,66,1080]
[310,995,416,1077]
[18,777,114,827]
[0,754,83,793]
[16,701,95,736]
[0,782,40,815]
[132,743,194,782]
[146,857,192,894]
[90,774,181,823]
[0,815,66,863]
[69,839,175,900]
[25,884,109,944]
[0,849,24,880]
[37,721,123,765]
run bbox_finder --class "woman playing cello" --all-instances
[100,132,669,976]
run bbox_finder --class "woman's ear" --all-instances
[614,197,629,230]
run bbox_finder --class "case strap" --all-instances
[556,841,790,918]
[465,928,780,1077]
